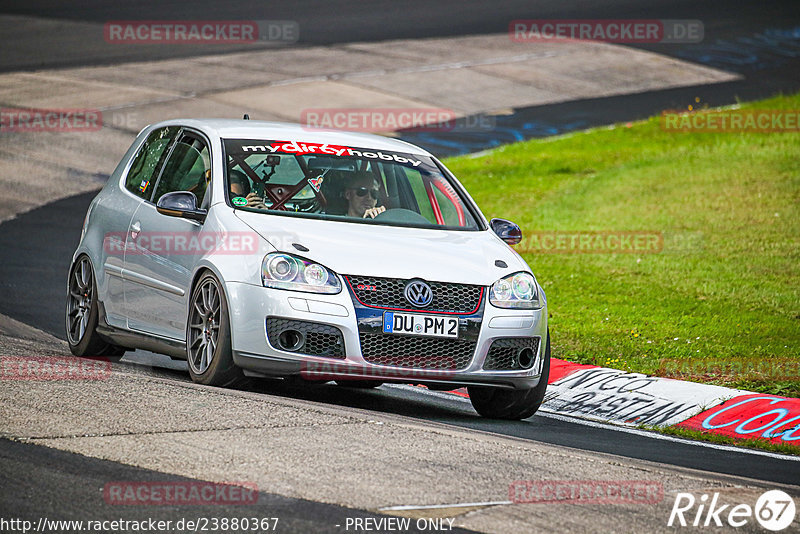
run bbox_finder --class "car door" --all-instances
[122,130,213,340]
[99,125,179,328]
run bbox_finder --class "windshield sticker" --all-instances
[138,179,149,192]
[240,141,422,167]
[307,175,324,192]
[231,196,248,206]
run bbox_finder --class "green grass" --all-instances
[445,93,800,397]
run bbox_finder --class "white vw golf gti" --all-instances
[67,119,550,419]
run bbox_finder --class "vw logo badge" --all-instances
[404,280,433,308]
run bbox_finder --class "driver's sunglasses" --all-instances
[352,187,379,199]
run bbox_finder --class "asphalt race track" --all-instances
[1,0,798,71]
[1,438,474,534]
[0,177,798,490]
[1,1,800,531]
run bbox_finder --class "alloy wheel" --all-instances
[66,257,93,344]
[188,278,221,374]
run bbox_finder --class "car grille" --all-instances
[483,337,540,371]
[359,333,476,370]
[266,317,345,359]
[345,275,483,313]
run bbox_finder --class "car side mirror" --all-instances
[490,218,522,245]
[156,191,207,222]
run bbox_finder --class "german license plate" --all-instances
[382,312,458,338]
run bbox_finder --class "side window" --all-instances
[432,186,461,226]
[406,169,437,222]
[124,126,179,199]
[405,170,463,226]
[152,135,211,206]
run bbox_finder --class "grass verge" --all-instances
[445,93,800,398]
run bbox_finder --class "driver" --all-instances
[343,172,385,219]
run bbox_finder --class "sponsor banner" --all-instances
[490,358,800,450]
[103,231,260,256]
[517,231,663,254]
[510,480,663,505]
[103,481,258,506]
[235,140,425,168]
[542,367,746,427]
[676,394,800,444]
[104,20,298,44]
[0,356,111,381]
[1,108,102,133]
[301,360,457,381]
[548,358,596,384]
[661,109,800,132]
[510,19,703,43]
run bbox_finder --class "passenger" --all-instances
[229,170,266,209]
[229,169,250,197]
[343,172,385,219]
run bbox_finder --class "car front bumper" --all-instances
[225,281,548,390]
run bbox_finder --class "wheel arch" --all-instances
[67,249,99,296]
[188,262,227,302]
[186,262,231,336]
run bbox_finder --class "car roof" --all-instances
[148,118,435,157]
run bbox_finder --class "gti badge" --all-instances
[404,280,433,308]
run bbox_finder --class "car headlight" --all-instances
[261,253,341,294]
[489,272,541,309]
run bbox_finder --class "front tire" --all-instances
[66,256,126,360]
[186,272,243,387]
[468,330,551,420]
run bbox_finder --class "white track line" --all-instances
[379,501,512,512]
[386,385,800,462]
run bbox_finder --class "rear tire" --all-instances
[468,330,551,420]
[65,256,127,361]
[186,272,243,387]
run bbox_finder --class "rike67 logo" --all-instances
[669,490,796,531]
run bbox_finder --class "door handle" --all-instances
[130,221,141,239]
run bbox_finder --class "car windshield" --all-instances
[222,139,480,230]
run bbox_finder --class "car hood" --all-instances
[234,211,529,285]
